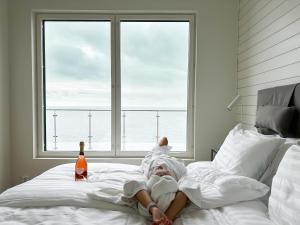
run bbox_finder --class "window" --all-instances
[35,14,195,158]
[44,21,111,151]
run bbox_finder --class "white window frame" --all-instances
[33,12,196,159]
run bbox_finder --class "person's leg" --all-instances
[135,189,153,208]
[165,191,188,221]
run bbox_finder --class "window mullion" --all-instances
[110,16,116,156]
[187,16,196,157]
[114,16,121,156]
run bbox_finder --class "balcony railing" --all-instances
[46,108,187,151]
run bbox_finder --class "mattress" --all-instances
[0,163,274,225]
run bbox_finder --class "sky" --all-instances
[45,20,189,109]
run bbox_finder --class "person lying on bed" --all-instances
[123,137,189,225]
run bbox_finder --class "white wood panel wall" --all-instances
[237,0,300,125]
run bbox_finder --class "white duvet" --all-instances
[0,163,141,212]
[181,162,269,209]
[0,163,274,225]
[90,163,269,210]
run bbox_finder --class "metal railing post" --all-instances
[122,111,126,150]
[88,111,93,150]
[53,110,58,150]
[156,110,160,143]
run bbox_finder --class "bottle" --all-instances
[75,141,88,181]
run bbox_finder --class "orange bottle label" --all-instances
[75,156,87,181]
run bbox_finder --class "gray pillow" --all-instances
[256,127,277,135]
[255,105,295,137]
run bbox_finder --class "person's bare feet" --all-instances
[150,207,172,225]
[152,217,172,225]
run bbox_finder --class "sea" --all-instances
[45,106,187,152]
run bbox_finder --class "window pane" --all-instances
[120,21,189,151]
[44,21,111,151]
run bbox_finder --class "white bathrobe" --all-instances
[123,145,187,216]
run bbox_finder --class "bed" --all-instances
[0,163,273,225]
[1,83,300,225]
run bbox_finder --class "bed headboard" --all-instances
[257,83,300,138]
[290,84,300,137]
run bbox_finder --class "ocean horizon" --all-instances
[45,106,187,152]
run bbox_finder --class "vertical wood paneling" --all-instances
[237,0,300,125]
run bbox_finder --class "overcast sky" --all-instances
[45,21,189,108]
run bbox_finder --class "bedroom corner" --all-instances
[0,0,11,193]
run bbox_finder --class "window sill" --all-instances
[35,149,194,159]
[33,155,196,165]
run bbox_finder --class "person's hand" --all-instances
[150,207,171,225]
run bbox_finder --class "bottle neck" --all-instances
[79,142,85,155]
[79,147,84,155]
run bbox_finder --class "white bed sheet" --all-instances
[0,206,148,225]
[0,163,275,225]
[0,201,274,225]
[180,200,274,225]
[0,163,142,211]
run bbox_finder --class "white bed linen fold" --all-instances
[0,163,275,225]
[0,206,148,225]
[180,201,274,225]
[88,162,268,210]
[179,166,269,209]
[0,163,141,213]
[0,200,274,225]
[0,162,268,212]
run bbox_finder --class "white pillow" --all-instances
[180,166,269,209]
[213,124,284,179]
[260,138,300,187]
[268,145,300,225]
[186,161,213,171]
[243,128,300,185]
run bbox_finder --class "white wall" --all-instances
[237,0,300,124]
[0,0,11,192]
[8,0,238,185]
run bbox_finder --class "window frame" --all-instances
[34,12,196,159]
